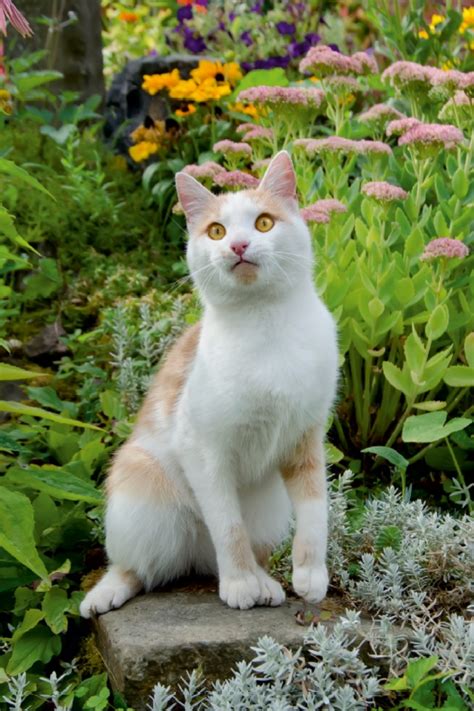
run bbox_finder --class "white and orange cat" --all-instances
[80,151,338,617]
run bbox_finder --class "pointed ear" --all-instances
[258,151,297,206]
[175,172,216,226]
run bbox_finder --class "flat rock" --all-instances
[94,589,344,709]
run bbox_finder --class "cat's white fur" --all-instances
[80,151,338,617]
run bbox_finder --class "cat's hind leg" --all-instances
[80,443,207,617]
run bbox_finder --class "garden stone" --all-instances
[103,54,207,154]
[93,588,358,709]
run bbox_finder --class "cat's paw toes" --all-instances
[219,574,261,610]
[255,569,286,607]
[80,580,138,618]
[293,564,328,603]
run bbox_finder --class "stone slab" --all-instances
[94,589,333,709]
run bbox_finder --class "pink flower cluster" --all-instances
[398,123,464,150]
[213,140,252,156]
[386,117,421,137]
[300,45,377,76]
[238,86,325,108]
[382,61,474,96]
[183,161,224,180]
[420,238,469,261]
[324,75,362,93]
[214,170,259,189]
[294,137,392,156]
[300,198,347,223]
[362,181,408,201]
[236,123,257,134]
[242,126,274,141]
[359,103,405,125]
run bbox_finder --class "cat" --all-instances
[80,151,338,617]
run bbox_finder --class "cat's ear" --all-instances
[258,151,297,206]
[175,172,216,225]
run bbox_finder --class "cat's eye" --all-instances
[255,213,275,232]
[207,222,226,240]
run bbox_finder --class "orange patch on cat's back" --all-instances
[137,322,202,428]
[107,443,183,503]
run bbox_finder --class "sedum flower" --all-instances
[359,103,405,125]
[213,140,252,156]
[236,122,257,134]
[300,45,377,77]
[362,181,408,201]
[382,61,436,92]
[324,75,362,94]
[242,126,273,141]
[128,141,159,162]
[311,199,347,214]
[386,117,421,137]
[420,237,469,261]
[182,161,224,180]
[238,85,325,108]
[214,170,259,189]
[398,122,464,150]
[294,136,356,154]
[300,206,330,223]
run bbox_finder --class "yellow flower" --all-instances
[169,79,198,100]
[418,29,429,39]
[128,141,159,162]
[460,6,474,34]
[142,69,181,95]
[429,13,445,31]
[231,101,260,119]
[191,60,242,87]
[175,103,197,117]
[119,11,139,22]
[0,88,13,115]
[191,78,231,102]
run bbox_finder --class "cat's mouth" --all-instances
[232,258,258,270]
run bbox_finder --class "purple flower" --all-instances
[183,28,206,54]
[305,32,320,45]
[250,1,263,13]
[276,21,296,36]
[420,238,469,261]
[288,40,310,58]
[240,30,253,47]
[177,5,193,22]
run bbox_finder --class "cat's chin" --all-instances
[232,261,259,285]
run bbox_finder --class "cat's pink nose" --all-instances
[230,240,249,257]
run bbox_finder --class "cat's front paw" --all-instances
[219,573,261,609]
[255,568,286,607]
[293,564,328,603]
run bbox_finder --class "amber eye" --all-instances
[255,213,275,232]
[207,222,226,240]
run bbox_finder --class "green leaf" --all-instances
[465,333,474,368]
[42,587,69,634]
[382,361,412,397]
[0,400,102,430]
[26,386,65,412]
[443,366,474,387]
[425,304,449,341]
[413,400,446,412]
[402,412,471,443]
[7,622,61,674]
[0,486,48,580]
[362,446,409,470]
[452,167,468,199]
[0,206,39,252]
[368,297,384,319]
[406,656,439,688]
[0,157,53,197]
[375,525,402,552]
[0,364,47,381]
[405,329,426,376]
[5,466,103,504]
[14,70,62,94]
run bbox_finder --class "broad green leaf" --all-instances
[7,622,61,674]
[443,366,474,388]
[0,206,39,252]
[368,297,384,319]
[362,446,409,470]
[406,656,439,688]
[452,167,469,199]
[42,587,69,634]
[402,412,471,443]
[5,466,103,504]
[0,400,101,430]
[404,329,426,376]
[0,157,53,197]
[0,363,47,381]
[382,361,412,397]
[0,487,48,580]
[14,70,62,95]
[465,333,474,368]
[425,304,449,341]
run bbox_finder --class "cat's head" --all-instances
[175,151,312,305]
